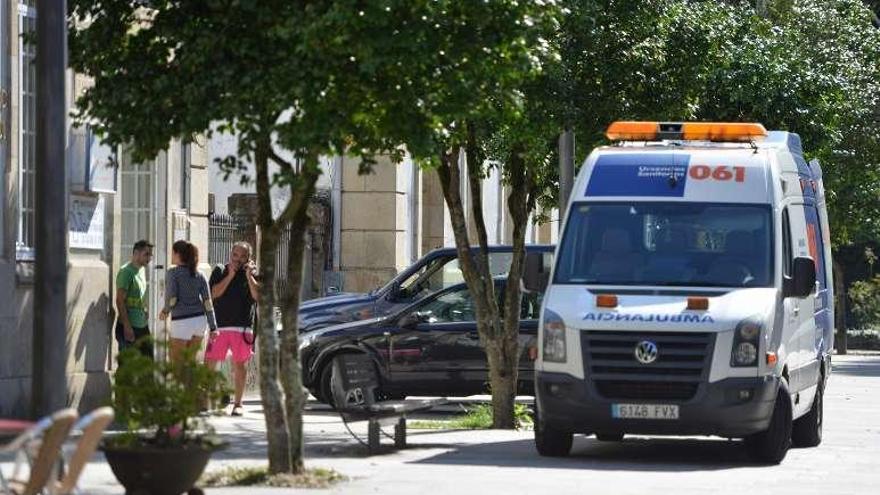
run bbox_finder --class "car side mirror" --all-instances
[399,311,430,329]
[386,282,402,301]
[785,256,816,298]
[523,251,550,293]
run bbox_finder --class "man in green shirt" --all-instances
[115,239,154,359]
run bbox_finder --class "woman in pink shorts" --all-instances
[206,242,260,416]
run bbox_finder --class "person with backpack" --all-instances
[204,241,259,416]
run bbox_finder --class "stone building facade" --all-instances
[0,2,211,417]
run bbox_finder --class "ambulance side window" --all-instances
[782,208,792,277]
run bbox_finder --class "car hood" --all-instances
[299,292,373,310]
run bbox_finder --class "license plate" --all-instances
[611,403,679,420]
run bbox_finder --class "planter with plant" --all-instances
[103,345,229,495]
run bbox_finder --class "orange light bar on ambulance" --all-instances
[596,294,618,308]
[606,121,768,142]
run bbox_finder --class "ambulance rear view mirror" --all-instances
[785,257,816,299]
[523,252,550,294]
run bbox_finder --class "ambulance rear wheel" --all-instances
[534,411,572,457]
[745,378,792,464]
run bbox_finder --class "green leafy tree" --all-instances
[301,0,563,427]
[69,1,395,473]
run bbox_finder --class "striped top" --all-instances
[163,266,217,330]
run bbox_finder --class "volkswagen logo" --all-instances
[634,340,659,364]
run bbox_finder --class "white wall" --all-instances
[207,129,332,216]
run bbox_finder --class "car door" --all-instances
[387,285,479,396]
[516,288,543,391]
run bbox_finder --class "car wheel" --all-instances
[534,408,573,457]
[792,378,823,448]
[307,386,324,403]
[319,361,336,409]
[745,377,792,464]
[595,432,624,442]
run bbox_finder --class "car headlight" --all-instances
[731,318,762,367]
[542,309,567,363]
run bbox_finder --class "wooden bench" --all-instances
[330,353,446,454]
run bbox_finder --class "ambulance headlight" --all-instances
[542,309,567,363]
[733,343,758,366]
[731,318,762,367]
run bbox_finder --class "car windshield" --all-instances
[554,202,773,287]
[380,251,534,299]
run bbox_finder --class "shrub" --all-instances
[108,342,229,448]
[848,276,880,330]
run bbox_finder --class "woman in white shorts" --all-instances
[159,240,217,369]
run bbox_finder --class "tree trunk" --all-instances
[436,142,512,428]
[254,136,291,473]
[833,257,847,355]
[278,155,320,475]
[496,150,533,429]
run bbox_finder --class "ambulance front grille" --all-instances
[582,330,714,401]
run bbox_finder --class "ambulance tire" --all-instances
[792,379,823,448]
[595,432,624,442]
[534,409,573,457]
[745,378,792,465]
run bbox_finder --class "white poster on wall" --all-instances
[86,127,118,193]
[69,195,105,250]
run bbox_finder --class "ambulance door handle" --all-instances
[793,306,800,316]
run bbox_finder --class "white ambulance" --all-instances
[530,122,833,464]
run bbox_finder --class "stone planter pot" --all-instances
[102,442,215,495]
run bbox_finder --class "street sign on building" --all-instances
[69,194,105,250]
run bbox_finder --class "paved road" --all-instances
[5,354,879,494]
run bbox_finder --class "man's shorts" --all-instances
[115,323,153,361]
[205,327,254,364]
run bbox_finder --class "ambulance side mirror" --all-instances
[523,252,550,293]
[785,257,816,299]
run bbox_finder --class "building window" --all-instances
[119,152,154,264]
[16,1,36,259]
[179,142,190,211]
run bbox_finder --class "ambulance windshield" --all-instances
[554,203,773,287]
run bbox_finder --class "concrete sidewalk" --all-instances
[4,354,880,494]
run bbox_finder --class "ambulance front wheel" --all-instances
[744,377,792,465]
[792,377,823,448]
[534,409,573,457]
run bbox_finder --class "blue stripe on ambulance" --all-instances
[801,177,831,351]
[586,153,691,197]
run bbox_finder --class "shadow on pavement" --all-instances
[832,357,880,377]
[411,435,758,472]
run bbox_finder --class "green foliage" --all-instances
[201,465,345,489]
[410,403,533,430]
[108,344,228,448]
[68,0,398,174]
[311,0,563,163]
[848,276,880,329]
